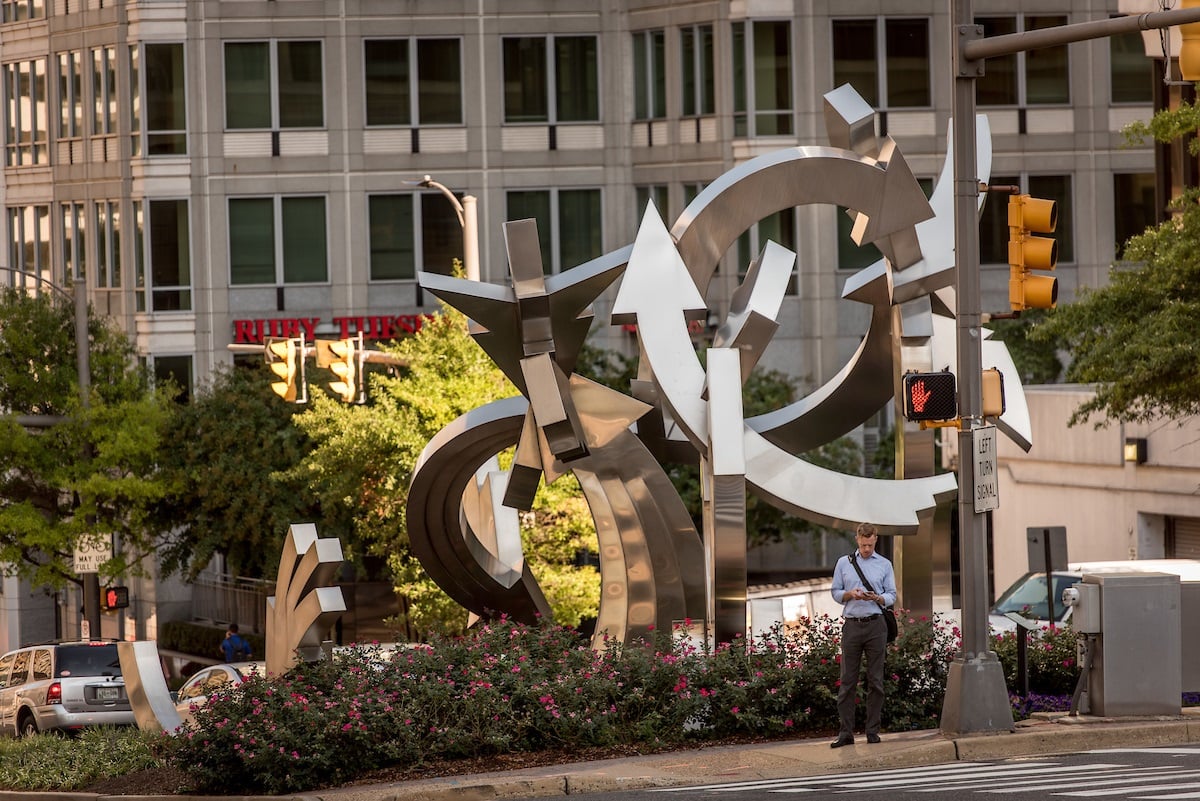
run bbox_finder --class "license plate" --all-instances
[96,686,119,701]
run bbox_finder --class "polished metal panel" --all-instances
[705,348,747,644]
[711,241,794,385]
[118,640,183,734]
[266,523,348,676]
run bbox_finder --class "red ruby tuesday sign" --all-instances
[232,313,436,344]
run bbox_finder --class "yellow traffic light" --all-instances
[1008,194,1058,312]
[1182,0,1200,81]
[315,335,362,403]
[264,337,305,402]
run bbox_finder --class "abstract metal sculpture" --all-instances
[409,84,1033,646]
[266,522,347,676]
[117,640,184,733]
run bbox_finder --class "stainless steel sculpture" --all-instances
[409,84,1033,646]
[117,640,184,733]
[266,522,348,676]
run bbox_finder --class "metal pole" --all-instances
[463,195,480,282]
[963,7,1200,61]
[940,0,1014,735]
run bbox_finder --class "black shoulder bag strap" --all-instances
[849,552,888,613]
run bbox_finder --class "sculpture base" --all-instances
[940,652,1014,735]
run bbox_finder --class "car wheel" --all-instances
[17,714,38,738]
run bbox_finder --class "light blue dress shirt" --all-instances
[831,550,897,618]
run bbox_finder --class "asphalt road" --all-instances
[552,745,1200,801]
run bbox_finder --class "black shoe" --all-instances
[830,736,855,748]
[867,733,881,744]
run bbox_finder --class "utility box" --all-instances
[1083,572,1181,717]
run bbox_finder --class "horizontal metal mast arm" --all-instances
[962,8,1200,62]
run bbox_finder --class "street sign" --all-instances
[973,425,999,513]
[73,537,112,574]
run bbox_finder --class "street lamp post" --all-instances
[0,269,98,637]
[417,175,480,282]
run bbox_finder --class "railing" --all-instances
[190,574,272,634]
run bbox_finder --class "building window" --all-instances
[152,354,193,403]
[5,204,50,290]
[92,46,117,136]
[229,195,327,285]
[635,185,669,227]
[633,30,666,121]
[502,35,599,124]
[832,18,931,109]
[95,200,121,288]
[1,0,43,23]
[61,201,85,286]
[364,38,462,126]
[736,209,797,294]
[3,58,48,166]
[57,51,83,140]
[976,16,1069,106]
[979,175,1074,265]
[1111,26,1153,105]
[1113,172,1156,257]
[681,24,715,117]
[134,199,191,312]
[506,188,602,273]
[367,192,464,280]
[224,41,324,130]
[130,43,187,156]
[733,20,793,136]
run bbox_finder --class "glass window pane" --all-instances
[145,44,186,154]
[417,39,462,125]
[976,18,1017,106]
[1026,17,1069,105]
[503,37,547,123]
[978,176,1018,264]
[225,43,271,129]
[369,194,415,280]
[558,188,601,272]
[555,36,599,122]
[1113,172,1156,256]
[150,199,189,290]
[153,355,193,402]
[832,19,878,107]
[1028,174,1071,263]
[278,41,323,128]
[365,39,409,126]
[681,27,696,117]
[732,22,746,135]
[699,25,715,115]
[652,30,666,119]
[420,193,462,276]
[229,197,275,284]
[1111,28,1153,104]
[885,18,930,107]
[633,33,648,120]
[753,21,792,135]
[506,191,551,272]
[282,196,327,282]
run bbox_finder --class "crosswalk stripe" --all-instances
[918,767,1177,793]
[1054,780,1200,797]
[650,762,1009,792]
[1136,793,1200,799]
[834,762,1132,790]
[975,769,1200,794]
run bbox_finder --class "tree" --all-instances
[984,311,1064,386]
[1032,189,1200,426]
[0,288,174,590]
[289,305,600,638]
[154,362,322,579]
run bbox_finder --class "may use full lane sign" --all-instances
[973,424,999,513]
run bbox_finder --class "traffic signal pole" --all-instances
[942,1,1200,735]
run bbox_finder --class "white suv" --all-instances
[0,641,134,737]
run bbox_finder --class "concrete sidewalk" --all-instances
[7,710,1200,801]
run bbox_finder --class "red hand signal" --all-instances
[910,380,932,413]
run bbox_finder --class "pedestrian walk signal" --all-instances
[102,586,129,610]
[903,371,957,422]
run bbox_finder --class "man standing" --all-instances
[219,623,252,663]
[829,522,895,748]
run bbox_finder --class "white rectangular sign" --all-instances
[973,425,999,513]
[73,537,112,574]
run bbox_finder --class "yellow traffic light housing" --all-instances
[1008,194,1058,312]
[265,336,306,403]
[1182,0,1200,81]
[315,334,363,404]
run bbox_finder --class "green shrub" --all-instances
[0,727,161,791]
[158,619,265,661]
[991,623,1081,697]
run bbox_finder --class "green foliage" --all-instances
[1032,189,1200,425]
[0,727,162,791]
[985,312,1064,385]
[1123,100,1200,155]
[0,288,175,589]
[158,620,264,661]
[154,363,319,579]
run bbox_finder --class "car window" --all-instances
[203,670,233,692]
[8,651,30,687]
[0,653,14,689]
[54,644,122,677]
[178,671,211,701]
[30,649,52,681]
